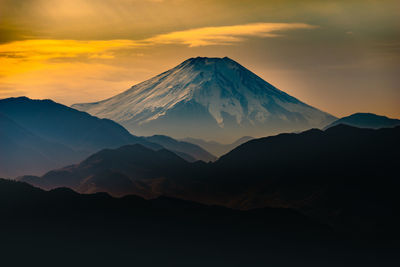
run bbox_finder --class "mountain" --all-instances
[0,97,160,153]
[181,136,253,157]
[72,57,336,142]
[19,144,190,197]
[5,179,384,267]
[0,97,215,177]
[0,113,77,177]
[19,125,400,235]
[325,112,400,130]
[204,125,400,232]
[144,135,216,162]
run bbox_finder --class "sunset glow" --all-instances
[0,0,399,117]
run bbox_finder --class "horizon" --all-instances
[0,0,399,119]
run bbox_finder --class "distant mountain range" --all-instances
[144,135,216,162]
[181,136,253,157]
[72,57,336,142]
[0,97,215,177]
[21,144,190,196]
[325,112,400,130]
[20,124,400,234]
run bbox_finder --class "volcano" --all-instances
[72,57,335,142]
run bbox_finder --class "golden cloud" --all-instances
[0,22,317,77]
[0,39,143,61]
[146,23,318,47]
[0,23,317,63]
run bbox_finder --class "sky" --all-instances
[0,0,399,118]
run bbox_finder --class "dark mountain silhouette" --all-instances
[325,112,400,130]
[1,178,398,267]
[20,144,190,196]
[201,124,400,234]
[144,135,217,162]
[182,135,253,157]
[0,97,215,177]
[19,125,400,237]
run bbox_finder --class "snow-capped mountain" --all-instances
[72,57,336,142]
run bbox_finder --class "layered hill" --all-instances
[181,136,253,157]
[0,97,214,177]
[20,144,190,197]
[20,125,400,235]
[1,178,358,267]
[0,97,158,152]
[144,135,216,162]
[73,57,336,142]
[325,112,400,130]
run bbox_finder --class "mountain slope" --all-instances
[144,135,216,162]
[19,125,400,235]
[0,113,77,177]
[19,144,190,196]
[0,97,160,153]
[0,97,216,176]
[72,57,336,142]
[324,112,400,130]
[205,125,400,232]
[181,136,253,157]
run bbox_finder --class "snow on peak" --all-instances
[72,57,335,141]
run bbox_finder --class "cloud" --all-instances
[0,39,146,79]
[0,23,317,61]
[0,22,318,77]
[145,23,318,47]
[0,39,142,61]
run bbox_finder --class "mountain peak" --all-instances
[72,57,335,142]
[176,56,242,74]
[184,56,234,63]
[324,112,400,130]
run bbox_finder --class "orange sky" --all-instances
[0,0,399,118]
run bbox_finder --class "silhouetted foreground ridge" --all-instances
[0,179,398,267]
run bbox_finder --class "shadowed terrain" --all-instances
[20,125,400,238]
[1,178,398,267]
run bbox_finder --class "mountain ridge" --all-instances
[18,124,400,235]
[144,134,216,162]
[0,97,216,177]
[19,143,191,196]
[324,112,400,130]
[181,136,253,157]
